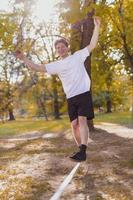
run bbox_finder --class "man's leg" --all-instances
[71,118,81,146]
[78,116,89,145]
[70,116,88,161]
[70,116,89,162]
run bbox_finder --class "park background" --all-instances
[0,0,133,200]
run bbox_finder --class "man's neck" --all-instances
[60,53,69,59]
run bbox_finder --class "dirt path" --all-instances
[96,122,133,139]
[0,123,133,200]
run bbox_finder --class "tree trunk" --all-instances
[131,77,133,117]
[71,1,96,131]
[52,76,60,119]
[105,91,112,113]
[81,16,95,131]
[106,100,112,113]
[38,98,48,121]
[8,109,15,121]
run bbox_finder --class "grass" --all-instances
[0,112,132,200]
[119,159,133,169]
[94,111,133,127]
[0,112,132,138]
[0,176,52,200]
[0,117,70,138]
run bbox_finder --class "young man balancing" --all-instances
[15,16,101,162]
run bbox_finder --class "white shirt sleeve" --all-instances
[45,60,62,75]
[74,47,90,62]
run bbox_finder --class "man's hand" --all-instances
[15,50,25,60]
[14,50,46,73]
[93,16,101,28]
[87,16,100,53]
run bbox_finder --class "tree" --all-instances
[108,0,133,74]
[58,0,96,130]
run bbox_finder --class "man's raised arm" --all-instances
[15,50,46,73]
[87,16,101,53]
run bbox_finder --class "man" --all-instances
[15,17,101,162]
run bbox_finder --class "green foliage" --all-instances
[0,0,132,119]
[58,0,133,111]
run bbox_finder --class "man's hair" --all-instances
[54,39,69,48]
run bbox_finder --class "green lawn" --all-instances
[0,112,132,138]
[94,111,133,127]
[0,117,70,138]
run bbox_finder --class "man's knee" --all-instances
[71,119,78,129]
[78,116,87,126]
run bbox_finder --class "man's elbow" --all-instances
[39,64,46,73]
[34,64,46,73]
[87,44,96,52]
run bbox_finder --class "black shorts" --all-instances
[67,91,95,122]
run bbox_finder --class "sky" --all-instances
[0,0,10,11]
[0,0,59,22]
[34,0,59,22]
[0,0,60,83]
[0,0,115,22]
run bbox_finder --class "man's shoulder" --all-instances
[49,59,62,65]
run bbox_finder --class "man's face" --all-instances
[55,42,69,58]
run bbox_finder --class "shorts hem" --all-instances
[69,114,95,122]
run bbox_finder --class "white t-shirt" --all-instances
[45,47,91,99]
